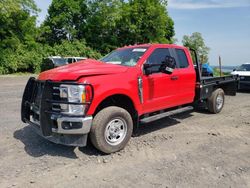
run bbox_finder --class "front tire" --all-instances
[90,106,133,154]
[207,88,225,114]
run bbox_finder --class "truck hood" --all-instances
[231,71,250,76]
[38,59,129,81]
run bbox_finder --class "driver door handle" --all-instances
[171,76,179,80]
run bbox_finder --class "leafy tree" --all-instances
[118,0,174,46]
[0,0,39,73]
[51,40,102,59]
[0,0,102,74]
[0,0,39,49]
[0,40,101,74]
[42,0,175,53]
[83,0,124,53]
[85,0,175,53]
[0,0,176,74]
[182,32,210,64]
[40,0,89,45]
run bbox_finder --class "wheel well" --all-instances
[94,94,138,126]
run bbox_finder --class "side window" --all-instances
[146,48,171,72]
[68,58,73,64]
[175,49,189,68]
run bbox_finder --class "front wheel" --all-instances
[90,106,133,154]
[207,88,225,114]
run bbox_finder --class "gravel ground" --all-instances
[0,76,249,188]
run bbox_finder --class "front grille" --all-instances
[31,82,64,114]
[30,82,45,122]
[51,86,68,113]
[31,82,44,106]
[52,86,61,112]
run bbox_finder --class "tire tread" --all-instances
[207,88,225,114]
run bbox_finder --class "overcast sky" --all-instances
[35,0,250,66]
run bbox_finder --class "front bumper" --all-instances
[21,77,93,147]
[27,116,92,147]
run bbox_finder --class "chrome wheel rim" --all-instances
[216,94,224,110]
[105,118,127,146]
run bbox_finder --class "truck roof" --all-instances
[119,43,187,50]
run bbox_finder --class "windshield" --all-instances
[236,64,250,71]
[100,47,148,66]
[52,58,67,66]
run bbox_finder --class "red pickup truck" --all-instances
[21,44,238,153]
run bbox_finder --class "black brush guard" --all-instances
[21,77,92,137]
[21,77,54,136]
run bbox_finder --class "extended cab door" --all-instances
[171,48,196,105]
[142,48,181,113]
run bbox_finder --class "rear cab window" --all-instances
[172,48,189,69]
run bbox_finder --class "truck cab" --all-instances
[21,44,238,153]
[231,63,250,90]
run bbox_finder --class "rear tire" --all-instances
[90,106,133,154]
[207,88,225,114]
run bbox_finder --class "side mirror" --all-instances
[159,56,176,74]
[143,64,153,75]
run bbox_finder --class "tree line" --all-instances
[0,0,175,74]
[0,0,209,74]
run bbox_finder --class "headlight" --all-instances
[60,85,85,102]
[59,84,92,115]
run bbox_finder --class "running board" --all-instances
[140,106,194,124]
